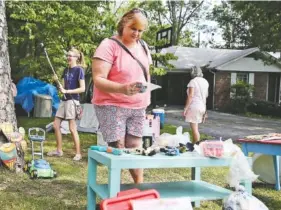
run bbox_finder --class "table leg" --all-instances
[108,167,121,197]
[191,167,201,208]
[273,155,280,191]
[241,143,248,157]
[87,157,97,210]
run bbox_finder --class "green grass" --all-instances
[0,117,279,210]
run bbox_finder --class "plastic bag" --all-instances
[131,197,193,210]
[223,185,268,210]
[155,126,190,147]
[194,139,258,188]
[194,140,224,158]
[223,139,258,188]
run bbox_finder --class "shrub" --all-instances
[230,81,254,113]
[247,100,281,118]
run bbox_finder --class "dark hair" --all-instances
[117,8,148,36]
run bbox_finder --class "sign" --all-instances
[156,27,173,52]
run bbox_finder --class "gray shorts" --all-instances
[56,100,80,120]
[94,105,145,143]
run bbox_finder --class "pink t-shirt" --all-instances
[92,37,152,109]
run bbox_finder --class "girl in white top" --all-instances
[184,66,209,143]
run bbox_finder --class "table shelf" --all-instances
[89,180,232,201]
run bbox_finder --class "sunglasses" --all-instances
[125,8,148,18]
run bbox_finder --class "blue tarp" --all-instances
[15,77,60,115]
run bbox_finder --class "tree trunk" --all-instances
[0,1,17,130]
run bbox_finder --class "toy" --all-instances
[90,146,123,155]
[0,143,17,170]
[25,128,57,179]
[160,146,180,156]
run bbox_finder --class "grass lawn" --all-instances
[0,117,280,210]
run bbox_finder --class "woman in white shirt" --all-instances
[184,66,209,143]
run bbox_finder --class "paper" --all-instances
[148,83,161,91]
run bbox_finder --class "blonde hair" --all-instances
[117,8,148,36]
[69,47,86,68]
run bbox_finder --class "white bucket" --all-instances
[252,154,281,184]
[97,131,107,146]
[152,109,165,129]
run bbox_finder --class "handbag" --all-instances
[72,99,83,120]
[202,111,208,123]
[109,38,148,82]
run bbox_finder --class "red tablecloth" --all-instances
[237,138,281,145]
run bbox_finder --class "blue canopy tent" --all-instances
[15,77,60,116]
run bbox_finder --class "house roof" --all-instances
[160,46,281,72]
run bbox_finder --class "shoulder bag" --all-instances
[194,79,208,123]
[109,38,148,82]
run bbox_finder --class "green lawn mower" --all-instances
[25,128,57,179]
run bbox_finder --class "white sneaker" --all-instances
[73,154,82,161]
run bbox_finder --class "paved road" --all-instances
[162,106,281,140]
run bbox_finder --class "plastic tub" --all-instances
[152,109,165,129]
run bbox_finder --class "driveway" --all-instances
[163,106,281,140]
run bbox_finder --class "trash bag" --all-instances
[223,185,268,210]
[194,139,258,188]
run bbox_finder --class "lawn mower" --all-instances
[25,127,57,179]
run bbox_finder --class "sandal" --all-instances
[73,154,82,161]
[47,150,63,157]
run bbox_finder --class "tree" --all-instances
[0,1,17,129]
[6,1,115,81]
[141,0,204,46]
[210,1,251,49]
[210,1,281,52]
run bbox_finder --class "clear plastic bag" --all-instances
[131,197,193,210]
[194,139,258,188]
[155,126,190,147]
[223,185,268,210]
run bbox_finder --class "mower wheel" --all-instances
[53,170,57,178]
[23,163,28,172]
[30,170,38,179]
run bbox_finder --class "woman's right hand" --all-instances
[122,82,141,96]
[183,107,188,116]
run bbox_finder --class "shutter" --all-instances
[279,77,281,103]
[249,73,254,85]
[230,73,237,98]
[249,73,254,98]
[231,73,237,85]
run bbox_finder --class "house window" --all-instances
[237,72,249,83]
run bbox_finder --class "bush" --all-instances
[247,100,281,118]
[230,81,254,113]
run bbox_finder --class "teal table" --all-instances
[87,150,252,210]
[237,138,281,191]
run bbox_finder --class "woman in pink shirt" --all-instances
[92,8,152,184]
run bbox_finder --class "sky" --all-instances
[187,0,224,48]
[114,0,224,48]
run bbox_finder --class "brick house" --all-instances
[155,47,281,110]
